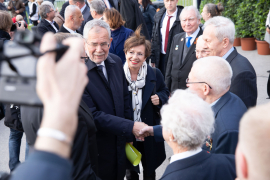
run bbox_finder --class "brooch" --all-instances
[181,38,184,41]
[175,45,179,50]
[205,135,213,151]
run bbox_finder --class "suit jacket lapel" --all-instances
[141,66,156,110]
[211,92,231,118]
[174,33,185,68]
[225,47,238,64]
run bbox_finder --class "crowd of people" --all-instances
[0,0,270,180]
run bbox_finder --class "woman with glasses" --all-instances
[124,26,169,180]
[103,8,133,65]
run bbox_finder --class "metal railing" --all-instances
[151,0,193,6]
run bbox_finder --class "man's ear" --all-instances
[223,38,230,49]
[203,84,210,96]
[236,146,248,179]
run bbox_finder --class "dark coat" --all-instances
[0,2,7,11]
[160,150,236,180]
[119,0,150,40]
[20,100,99,180]
[8,0,25,17]
[202,92,247,154]
[150,6,184,69]
[59,1,69,19]
[58,25,83,35]
[37,19,59,37]
[165,27,203,92]
[109,26,133,64]
[140,4,156,39]
[82,53,134,180]
[225,48,257,109]
[103,0,116,8]
[78,5,93,34]
[128,66,169,175]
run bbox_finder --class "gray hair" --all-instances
[192,56,233,95]
[180,6,201,20]
[41,1,55,10]
[203,16,235,44]
[39,4,53,19]
[161,90,215,150]
[65,5,80,19]
[83,19,111,39]
[71,0,84,4]
[90,0,106,15]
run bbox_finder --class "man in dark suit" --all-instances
[69,0,93,34]
[159,90,236,180]
[37,4,59,37]
[203,16,257,109]
[82,19,146,180]
[150,0,184,76]
[89,0,106,20]
[58,5,84,34]
[165,6,202,92]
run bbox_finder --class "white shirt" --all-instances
[185,27,200,45]
[210,98,220,107]
[161,8,178,54]
[80,4,86,13]
[96,61,108,80]
[45,19,58,32]
[170,148,202,164]
[222,47,234,60]
[63,24,77,34]
[103,0,111,8]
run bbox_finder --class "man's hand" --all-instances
[267,27,270,34]
[132,122,147,137]
[151,94,159,105]
[136,126,154,141]
[15,21,25,31]
[151,63,155,67]
[7,6,11,9]
[15,10,19,14]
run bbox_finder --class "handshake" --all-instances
[132,122,154,141]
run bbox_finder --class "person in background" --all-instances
[159,90,236,180]
[265,9,270,47]
[7,0,25,17]
[11,14,28,28]
[0,0,7,10]
[22,0,31,24]
[41,1,64,28]
[28,0,38,26]
[138,0,156,39]
[89,0,105,20]
[59,1,69,19]
[195,35,209,59]
[124,26,169,180]
[235,103,270,180]
[201,2,224,22]
[36,0,43,23]
[103,8,133,64]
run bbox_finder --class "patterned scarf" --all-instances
[124,61,147,122]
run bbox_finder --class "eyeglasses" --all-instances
[85,40,110,48]
[127,51,144,58]
[186,78,212,89]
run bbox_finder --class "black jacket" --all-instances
[225,48,257,108]
[150,6,184,69]
[20,100,99,180]
[165,27,203,92]
[78,5,93,34]
[119,0,150,40]
[37,19,59,37]
[58,25,83,35]
[140,4,156,39]
[0,2,7,10]
[59,1,69,19]
[160,150,236,180]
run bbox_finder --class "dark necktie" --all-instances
[97,65,108,81]
[164,16,172,53]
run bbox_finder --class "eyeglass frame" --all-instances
[186,78,212,89]
[84,39,110,49]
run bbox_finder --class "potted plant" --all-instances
[253,0,270,55]
[236,0,257,51]
[224,0,241,46]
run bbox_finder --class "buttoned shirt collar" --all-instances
[185,26,200,45]
[80,4,86,13]
[63,24,77,34]
[222,47,234,60]
[170,147,202,164]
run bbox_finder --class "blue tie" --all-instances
[186,37,192,48]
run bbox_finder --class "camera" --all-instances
[10,22,27,32]
[0,31,68,106]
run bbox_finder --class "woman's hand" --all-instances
[151,94,160,105]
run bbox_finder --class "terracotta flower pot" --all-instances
[255,40,270,55]
[241,37,256,51]
[233,38,241,46]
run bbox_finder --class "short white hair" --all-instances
[161,90,215,150]
[203,16,235,44]
[65,5,80,19]
[180,6,201,20]
[41,1,55,10]
[83,19,111,39]
[192,56,233,95]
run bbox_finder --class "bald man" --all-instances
[195,35,210,59]
[58,5,84,34]
[236,103,270,180]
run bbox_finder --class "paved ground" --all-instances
[0,46,269,179]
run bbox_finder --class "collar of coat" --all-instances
[154,5,184,23]
[85,53,116,71]
[211,91,231,118]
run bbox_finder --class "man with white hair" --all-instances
[160,90,236,180]
[165,6,203,92]
[58,5,84,34]
[82,19,146,180]
[89,0,105,20]
[140,56,247,155]
[235,103,270,180]
[203,16,257,109]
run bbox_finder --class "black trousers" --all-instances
[158,53,166,78]
[126,142,156,180]
[32,20,38,26]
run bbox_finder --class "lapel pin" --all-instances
[175,45,179,50]
[181,38,184,41]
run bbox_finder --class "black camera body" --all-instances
[0,31,68,106]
